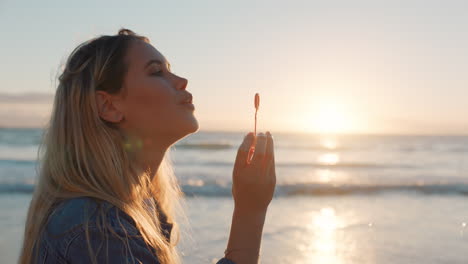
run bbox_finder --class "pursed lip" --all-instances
[179,93,193,104]
[181,102,195,110]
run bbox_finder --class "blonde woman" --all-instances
[18,28,276,264]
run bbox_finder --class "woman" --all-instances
[18,28,276,264]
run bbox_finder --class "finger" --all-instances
[251,132,268,165]
[265,158,275,182]
[266,131,276,177]
[264,131,274,167]
[235,132,255,168]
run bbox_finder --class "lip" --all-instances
[181,103,195,110]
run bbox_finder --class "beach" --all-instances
[1,129,468,263]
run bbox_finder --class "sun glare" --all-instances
[316,104,351,133]
[304,101,357,134]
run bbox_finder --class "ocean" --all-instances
[1,128,468,263]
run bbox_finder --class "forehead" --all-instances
[125,40,168,70]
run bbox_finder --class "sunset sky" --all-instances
[1,0,467,134]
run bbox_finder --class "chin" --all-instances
[164,116,199,146]
[176,118,200,140]
[185,118,200,134]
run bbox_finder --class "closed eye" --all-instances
[151,70,164,76]
[146,59,171,76]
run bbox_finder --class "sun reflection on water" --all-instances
[301,207,345,264]
[320,138,339,150]
[314,208,339,231]
[318,153,340,165]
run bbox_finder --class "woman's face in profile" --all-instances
[118,40,199,146]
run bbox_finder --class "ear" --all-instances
[95,91,125,123]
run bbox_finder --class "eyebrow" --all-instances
[144,59,171,70]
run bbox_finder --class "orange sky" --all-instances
[1,1,467,134]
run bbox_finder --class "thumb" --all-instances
[234,132,255,168]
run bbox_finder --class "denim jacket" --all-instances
[33,196,235,264]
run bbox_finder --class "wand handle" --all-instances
[254,110,257,136]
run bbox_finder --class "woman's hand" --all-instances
[232,131,276,214]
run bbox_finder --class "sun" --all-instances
[306,102,355,134]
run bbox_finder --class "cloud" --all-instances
[0,92,54,103]
[0,92,53,128]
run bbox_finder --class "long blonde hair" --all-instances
[18,28,190,264]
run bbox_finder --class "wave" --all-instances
[3,182,468,196]
[278,145,350,151]
[0,183,35,194]
[183,182,468,197]
[174,142,233,150]
[176,160,415,169]
[274,183,468,196]
[173,142,352,151]
[0,157,416,170]
[272,162,414,169]
[0,159,37,165]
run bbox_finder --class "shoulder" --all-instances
[39,197,160,263]
[44,196,137,237]
[64,222,160,264]
[45,197,100,236]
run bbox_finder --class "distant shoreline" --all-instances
[1,126,467,137]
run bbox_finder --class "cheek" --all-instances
[125,80,176,129]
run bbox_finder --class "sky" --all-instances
[0,0,467,134]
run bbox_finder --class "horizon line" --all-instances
[1,125,468,137]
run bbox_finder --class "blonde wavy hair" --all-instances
[18,28,190,264]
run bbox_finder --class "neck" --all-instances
[138,147,166,178]
[124,133,170,179]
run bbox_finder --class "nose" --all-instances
[175,74,188,90]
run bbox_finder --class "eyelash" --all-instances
[152,70,164,76]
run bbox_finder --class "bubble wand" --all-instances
[254,93,259,135]
[248,93,260,163]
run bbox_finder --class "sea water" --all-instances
[1,128,468,263]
